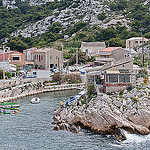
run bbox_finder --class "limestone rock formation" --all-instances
[53,77,150,142]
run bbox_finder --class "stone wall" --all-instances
[0,78,51,90]
[105,83,131,93]
[0,79,85,103]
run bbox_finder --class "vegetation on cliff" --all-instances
[0,0,149,51]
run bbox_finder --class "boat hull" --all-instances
[31,98,40,104]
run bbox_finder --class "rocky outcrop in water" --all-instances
[53,77,150,142]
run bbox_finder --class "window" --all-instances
[41,55,43,61]
[109,74,118,83]
[33,72,37,75]
[56,56,58,60]
[12,57,20,60]
[106,74,109,83]
[119,74,130,83]
[37,55,38,60]
[106,74,118,83]
[50,56,52,60]
[135,41,138,43]
[90,49,92,54]
[85,49,88,53]
[39,55,40,61]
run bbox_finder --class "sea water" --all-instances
[0,90,150,150]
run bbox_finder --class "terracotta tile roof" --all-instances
[10,51,24,55]
[100,47,121,52]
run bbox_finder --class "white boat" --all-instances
[31,98,40,104]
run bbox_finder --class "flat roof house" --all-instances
[81,42,106,56]
[34,48,62,69]
[126,37,149,49]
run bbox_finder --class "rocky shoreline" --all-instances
[52,77,150,142]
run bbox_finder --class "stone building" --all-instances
[94,47,129,66]
[87,57,135,93]
[23,47,37,67]
[34,48,62,69]
[126,37,149,49]
[81,42,106,56]
[23,47,37,61]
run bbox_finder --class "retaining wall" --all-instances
[0,80,85,103]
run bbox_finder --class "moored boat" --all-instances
[0,102,20,108]
[0,108,21,114]
[31,98,40,104]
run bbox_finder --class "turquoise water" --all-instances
[0,90,150,150]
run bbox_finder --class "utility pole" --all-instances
[140,28,145,67]
[142,36,144,67]
[76,47,78,65]
[61,43,63,70]
[3,46,5,81]
[49,49,50,71]
[129,41,131,55]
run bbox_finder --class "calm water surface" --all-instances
[0,90,150,150]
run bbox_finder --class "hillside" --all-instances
[0,0,149,51]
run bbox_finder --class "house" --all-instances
[81,42,106,56]
[34,48,62,69]
[9,51,25,69]
[0,53,9,62]
[0,61,16,73]
[0,47,10,62]
[23,47,37,68]
[87,57,135,93]
[0,47,16,75]
[94,47,129,66]
[23,47,37,61]
[126,37,149,49]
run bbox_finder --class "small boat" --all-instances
[0,102,20,108]
[4,107,19,110]
[31,98,40,104]
[1,109,21,114]
[10,110,21,114]
[63,95,80,106]
[62,90,86,107]
[3,110,21,114]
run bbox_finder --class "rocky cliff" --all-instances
[8,0,149,38]
[53,77,150,142]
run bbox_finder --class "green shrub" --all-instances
[127,86,133,91]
